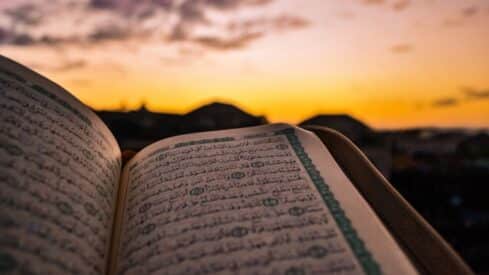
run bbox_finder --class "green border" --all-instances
[276,128,381,275]
[174,137,235,147]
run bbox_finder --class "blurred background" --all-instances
[1,0,488,273]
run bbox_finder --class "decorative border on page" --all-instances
[276,128,382,275]
[175,137,234,147]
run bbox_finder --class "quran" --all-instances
[0,55,472,275]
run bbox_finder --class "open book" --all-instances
[0,55,470,275]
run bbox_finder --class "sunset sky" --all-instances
[1,0,488,129]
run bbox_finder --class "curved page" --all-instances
[0,56,122,274]
[115,124,417,275]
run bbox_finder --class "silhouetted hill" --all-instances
[300,114,376,145]
[179,102,267,134]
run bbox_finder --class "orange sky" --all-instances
[1,0,488,129]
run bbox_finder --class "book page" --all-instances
[114,124,417,275]
[0,56,121,274]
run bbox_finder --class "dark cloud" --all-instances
[179,0,208,23]
[390,43,413,54]
[11,33,36,46]
[270,14,310,30]
[0,25,134,47]
[89,0,173,11]
[205,0,273,10]
[175,0,275,25]
[392,0,410,11]
[0,27,37,46]
[193,32,263,50]
[167,23,190,42]
[3,3,42,26]
[90,0,116,9]
[88,24,133,42]
[432,97,459,108]
[204,0,251,10]
[0,0,310,53]
[174,0,276,38]
[461,6,478,18]
[227,14,309,33]
[443,5,480,28]
[0,27,6,42]
[461,87,489,100]
[430,87,489,109]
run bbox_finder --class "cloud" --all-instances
[390,43,413,54]
[227,14,309,33]
[443,5,480,28]
[2,3,43,26]
[432,97,459,108]
[0,27,6,41]
[179,0,208,23]
[89,0,173,11]
[193,32,263,50]
[430,86,489,109]
[11,34,36,46]
[270,14,310,30]
[167,22,190,42]
[461,87,489,100]
[0,26,37,46]
[392,0,410,11]
[201,0,274,10]
[461,6,478,18]
[88,24,133,42]
[0,0,306,53]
